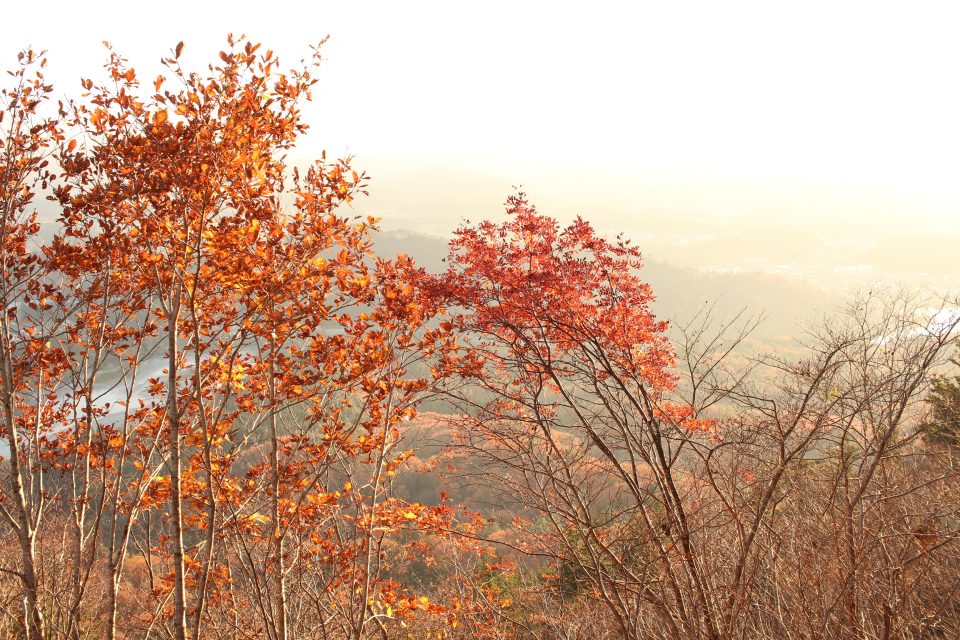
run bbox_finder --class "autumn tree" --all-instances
[433,193,717,638]
[0,48,64,640]
[435,195,960,640]
[49,37,459,640]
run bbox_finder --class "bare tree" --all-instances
[440,202,960,640]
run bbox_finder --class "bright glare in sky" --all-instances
[3,0,958,288]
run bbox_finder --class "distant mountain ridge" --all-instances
[373,228,839,340]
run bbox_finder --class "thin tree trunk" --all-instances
[167,291,188,640]
[191,335,217,640]
[106,575,120,640]
[1,314,44,640]
[269,352,288,640]
[67,383,96,640]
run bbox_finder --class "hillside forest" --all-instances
[3,39,960,640]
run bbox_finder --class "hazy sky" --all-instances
[3,0,958,289]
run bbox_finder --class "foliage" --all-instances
[1,39,462,640]
[2,37,960,640]
[922,360,960,446]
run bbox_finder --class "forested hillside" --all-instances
[2,40,959,640]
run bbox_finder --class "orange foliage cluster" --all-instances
[0,38,482,640]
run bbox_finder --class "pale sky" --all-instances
[3,0,958,289]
